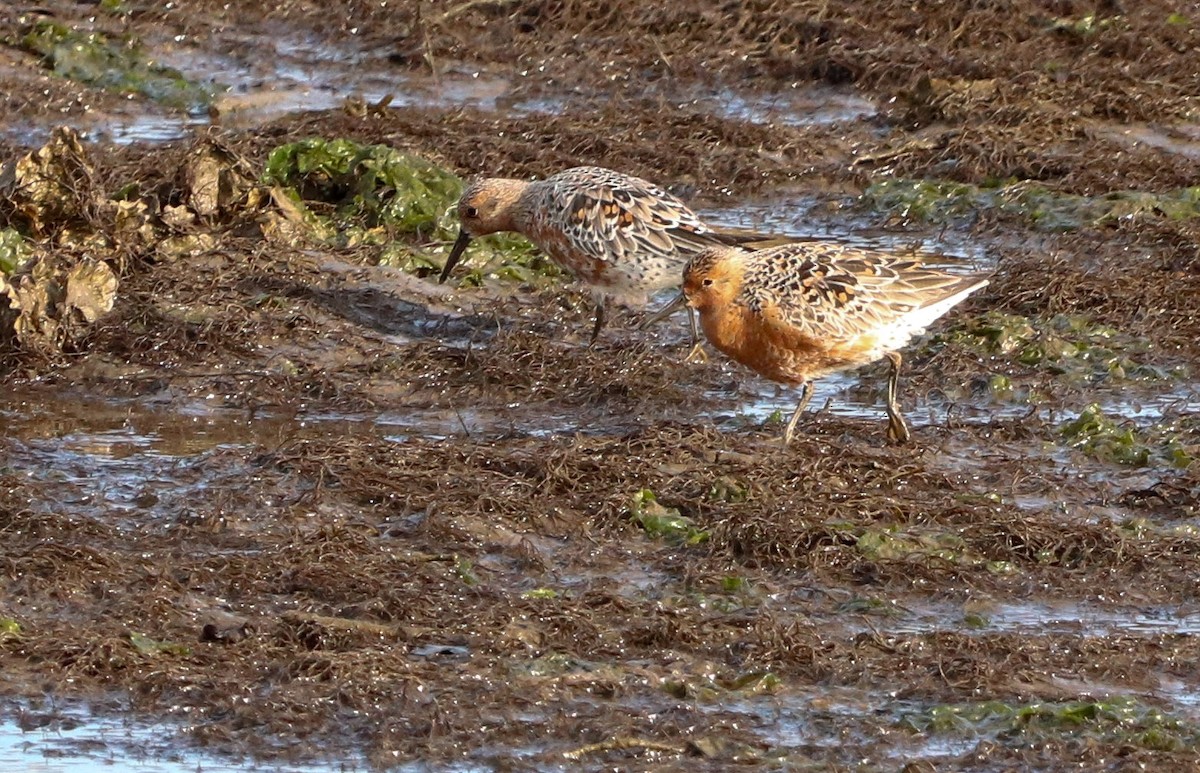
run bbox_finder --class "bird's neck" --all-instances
[698,302,750,357]
[506,182,542,233]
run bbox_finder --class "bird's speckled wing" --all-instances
[540,167,734,267]
[739,243,985,341]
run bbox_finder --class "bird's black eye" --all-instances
[702,278,714,287]
[464,206,479,218]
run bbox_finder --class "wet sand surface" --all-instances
[2,1,1200,769]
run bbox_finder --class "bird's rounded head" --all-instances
[682,247,747,312]
[456,177,529,237]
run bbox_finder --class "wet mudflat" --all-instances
[2,1,1200,770]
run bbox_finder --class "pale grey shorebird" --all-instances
[438,165,770,344]
[647,241,991,444]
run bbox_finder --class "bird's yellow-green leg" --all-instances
[884,351,911,444]
[783,381,816,447]
[684,307,707,363]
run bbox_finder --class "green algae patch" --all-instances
[856,528,962,564]
[450,232,562,287]
[900,697,1197,751]
[99,0,132,15]
[129,632,191,656]
[720,575,749,593]
[1046,13,1118,38]
[0,230,32,276]
[520,588,559,600]
[865,178,1200,231]
[263,138,463,238]
[961,612,990,629]
[0,618,21,640]
[518,652,586,678]
[666,575,763,614]
[1060,404,1150,466]
[945,311,1181,396]
[707,476,750,503]
[20,21,215,113]
[853,527,1019,574]
[663,670,781,701]
[836,596,903,617]
[1122,517,1200,540]
[864,179,982,222]
[453,554,480,586]
[1059,404,1196,468]
[262,138,560,282]
[629,489,709,545]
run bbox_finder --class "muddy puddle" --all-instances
[5,20,877,148]
[4,1,1200,770]
[0,702,337,773]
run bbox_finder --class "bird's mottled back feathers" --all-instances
[734,243,989,342]
[531,166,734,272]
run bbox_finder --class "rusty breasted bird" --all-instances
[438,166,765,344]
[649,242,990,444]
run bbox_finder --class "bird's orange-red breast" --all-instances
[439,166,761,341]
[669,241,990,443]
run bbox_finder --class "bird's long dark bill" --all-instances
[638,292,689,331]
[439,229,473,283]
